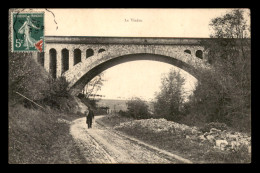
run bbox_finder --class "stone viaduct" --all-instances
[36,36,212,96]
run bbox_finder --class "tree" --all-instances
[209,9,250,39]
[81,73,105,99]
[187,9,251,132]
[153,69,186,121]
[78,73,106,110]
[206,9,250,64]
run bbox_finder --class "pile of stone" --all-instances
[197,128,251,153]
[114,118,199,135]
[114,118,251,153]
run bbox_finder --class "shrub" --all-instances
[118,110,129,118]
[39,76,71,110]
[8,52,76,112]
[126,97,151,119]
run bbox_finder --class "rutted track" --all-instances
[70,116,192,164]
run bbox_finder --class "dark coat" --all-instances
[87,109,94,121]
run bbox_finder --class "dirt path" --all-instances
[70,116,192,164]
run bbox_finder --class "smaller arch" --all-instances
[184,49,191,54]
[86,49,94,58]
[61,48,69,74]
[195,50,203,59]
[74,48,81,65]
[98,48,106,53]
[49,48,57,79]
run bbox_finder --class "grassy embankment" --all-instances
[98,115,251,163]
[8,103,87,164]
[8,52,88,164]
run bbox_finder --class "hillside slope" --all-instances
[8,53,89,163]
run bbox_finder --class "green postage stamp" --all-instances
[11,11,44,52]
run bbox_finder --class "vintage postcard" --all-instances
[8,8,251,164]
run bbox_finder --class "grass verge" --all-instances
[8,104,86,164]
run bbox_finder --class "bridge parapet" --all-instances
[45,36,211,45]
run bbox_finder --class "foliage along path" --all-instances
[70,116,192,164]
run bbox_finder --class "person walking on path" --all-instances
[86,108,95,129]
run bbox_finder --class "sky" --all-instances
[34,8,249,101]
[94,60,197,101]
[43,8,237,37]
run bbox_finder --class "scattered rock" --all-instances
[215,140,228,151]
[210,128,222,134]
[205,135,215,143]
[198,135,206,141]
[248,146,251,154]
[226,133,238,141]
[230,141,240,150]
[185,135,191,139]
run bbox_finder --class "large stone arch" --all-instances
[65,50,209,96]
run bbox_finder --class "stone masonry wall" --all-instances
[44,42,210,95]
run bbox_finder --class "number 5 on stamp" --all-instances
[12,12,44,52]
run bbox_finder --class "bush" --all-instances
[8,52,76,112]
[178,113,208,128]
[118,110,129,118]
[125,97,151,119]
[43,76,70,98]
[39,76,71,110]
